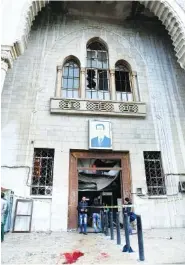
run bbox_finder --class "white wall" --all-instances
[1,7,185,231]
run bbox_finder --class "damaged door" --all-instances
[68,151,131,230]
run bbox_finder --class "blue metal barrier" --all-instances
[101,211,104,234]
[116,212,121,245]
[122,212,134,253]
[110,211,114,240]
[105,211,109,236]
[136,215,145,261]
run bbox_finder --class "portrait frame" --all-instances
[88,120,112,150]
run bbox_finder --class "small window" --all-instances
[62,60,80,98]
[115,61,133,101]
[86,39,110,100]
[144,151,166,196]
[31,148,55,196]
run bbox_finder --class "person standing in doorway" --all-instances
[1,192,8,242]
[77,196,88,235]
[92,198,102,233]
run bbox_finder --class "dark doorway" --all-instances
[68,151,131,230]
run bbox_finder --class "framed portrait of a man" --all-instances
[89,120,112,149]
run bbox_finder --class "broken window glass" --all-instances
[86,41,109,99]
[87,69,96,89]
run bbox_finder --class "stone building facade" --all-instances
[1,1,185,231]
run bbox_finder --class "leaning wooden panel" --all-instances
[12,199,33,233]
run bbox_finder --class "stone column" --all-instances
[80,67,86,98]
[56,66,62,97]
[110,69,116,100]
[1,60,9,93]
[132,71,140,102]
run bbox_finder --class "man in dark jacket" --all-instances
[92,198,102,233]
[77,196,88,235]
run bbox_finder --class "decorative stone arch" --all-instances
[140,1,185,69]
[2,0,185,79]
[15,1,183,69]
[14,1,49,57]
[1,1,48,91]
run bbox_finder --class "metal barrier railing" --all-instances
[99,206,145,261]
[136,215,145,261]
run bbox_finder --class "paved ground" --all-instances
[1,228,185,265]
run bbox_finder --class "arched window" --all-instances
[115,60,133,101]
[86,39,110,100]
[62,59,80,98]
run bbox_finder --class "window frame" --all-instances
[86,42,110,100]
[61,59,80,99]
[55,53,139,103]
[143,151,166,196]
[115,61,134,102]
[86,50,109,70]
[31,148,55,196]
[85,67,110,100]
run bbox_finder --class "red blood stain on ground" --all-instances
[61,251,84,264]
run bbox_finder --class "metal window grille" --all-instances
[144,151,166,196]
[115,61,133,102]
[86,41,110,100]
[31,148,55,196]
[62,60,80,99]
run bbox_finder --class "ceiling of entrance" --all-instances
[50,1,156,21]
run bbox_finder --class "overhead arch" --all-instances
[12,1,48,57]
[140,1,185,69]
[3,0,185,70]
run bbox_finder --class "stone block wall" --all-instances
[1,8,185,230]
